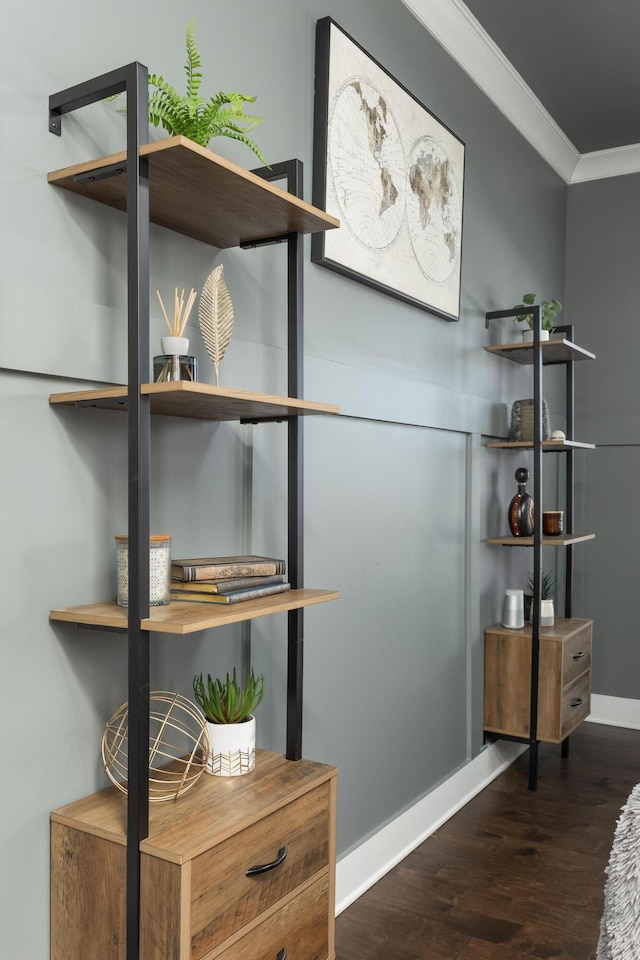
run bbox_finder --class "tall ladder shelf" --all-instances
[48,63,340,960]
[483,307,595,791]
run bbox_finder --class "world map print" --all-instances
[314,20,465,320]
[406,136,462,285]
[329,77,406,253]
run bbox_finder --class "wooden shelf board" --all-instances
[50,588,340,635]
[50,382,340,421]
[487,439,595,451]
[486,338,595,365]
[487,533,595,547]
[47,137,340,249]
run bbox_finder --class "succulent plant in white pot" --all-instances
[526,569,556,627]
[193,667,265,777]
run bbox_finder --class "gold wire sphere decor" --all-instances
[101,691,210,802]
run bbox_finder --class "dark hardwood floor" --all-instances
[335,722,640,960]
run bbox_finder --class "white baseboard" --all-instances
[335,698,640,916]
[587,694,640,730]
[335,739,526,915]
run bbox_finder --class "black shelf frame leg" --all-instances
[50,61,151,960]
[528,303,543,791]
[246,160,305,760]
[485,304,544,791]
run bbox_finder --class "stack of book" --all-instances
[170,555,290,604]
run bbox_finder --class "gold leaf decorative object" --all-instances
[199,264,234,385]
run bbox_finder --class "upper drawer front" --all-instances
[562,623,592,686]
[190,781,330,958]
[560,672,590,738]
[214,872,330,960]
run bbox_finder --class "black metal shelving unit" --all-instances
[49,63,338,960]
[484,307,595,790]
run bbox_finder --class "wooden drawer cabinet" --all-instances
[213,874,330,960]
[51,751,337,960]
[484,618,592,743]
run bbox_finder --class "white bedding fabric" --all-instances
[597,782,640,960]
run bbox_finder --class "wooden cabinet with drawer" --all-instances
[51,751,337,960]
[484,618,592,744]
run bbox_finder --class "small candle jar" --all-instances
[115,535,172,607]
[542,511,564,536]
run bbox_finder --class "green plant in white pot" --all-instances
[193,667,265,776]
[515,293,562,342]
[526,569,556,627]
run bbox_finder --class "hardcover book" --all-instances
[170,574,285,594]
[171,555,286,582]
[171,582,292,604]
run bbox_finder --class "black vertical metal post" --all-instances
[529,304,543,791]
[246,160,305,760]
[49,62,150,960]
[125,63,150,960]
[564,324,575,621]
[285,161,305,761]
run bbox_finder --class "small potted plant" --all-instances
[526,569,556,627]
[514,293,562,342]
[193,667,265,777]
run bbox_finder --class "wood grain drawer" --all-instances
[51,751,337,960]
[562,625,592,687]
[484,619,593,744]
[559,672,591,739]
[190,782,331,957]
[213,873,331,960]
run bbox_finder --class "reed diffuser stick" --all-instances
[156,287,198,337]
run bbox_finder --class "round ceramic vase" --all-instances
[205,715,256,777]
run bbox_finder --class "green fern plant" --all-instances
[110,19,267,165]
[193,667,265,724]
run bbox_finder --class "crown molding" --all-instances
[401,0,640,184]
[571,143,640,184]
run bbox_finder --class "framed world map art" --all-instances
[312,17,466,321]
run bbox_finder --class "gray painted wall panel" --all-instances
[0,0,567,955]
[566,174,640,698]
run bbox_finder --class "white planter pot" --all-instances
[540,598,555,627]
[522,329,550,343]
[205,716,256,777]
[161,335,189,356]
[529,598,555,627]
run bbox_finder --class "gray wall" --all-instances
[0,0,567,954]
[565,173,640,699]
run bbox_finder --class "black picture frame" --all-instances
[312,17,466,321]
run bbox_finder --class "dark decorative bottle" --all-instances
[508,467,534,537]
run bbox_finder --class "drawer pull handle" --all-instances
[246,845,288,877]
[570,697,584,708]
[572,651,586,660]
[277,950,287,960]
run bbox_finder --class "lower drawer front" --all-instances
[191,782,330,958]
[560,672,590,739]
[214,873,330,960]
